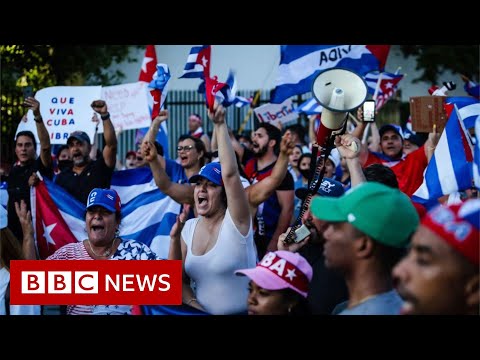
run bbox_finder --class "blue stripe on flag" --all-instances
[271,45,383,104]
[412,106,474,209]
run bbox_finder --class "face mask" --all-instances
[299,168,311,179]
[58,159,73,171]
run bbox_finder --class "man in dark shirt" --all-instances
[55,100,117,205]
[278,178,349,314]
[7,97,53,242]
[244,123,294,258]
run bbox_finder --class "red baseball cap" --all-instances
[421,199,479,266]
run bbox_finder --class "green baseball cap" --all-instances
[310,182,419,248]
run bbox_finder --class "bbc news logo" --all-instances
[10,260,182,305]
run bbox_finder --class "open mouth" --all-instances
[91,225,105,233]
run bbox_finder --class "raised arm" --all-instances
[335,134,365,187]
[142,140,195,205]
[208,101,250,235]
[89,114,100,161]
[247,131,294,210]
[24,97,52,169]
[424,126,440,162]
[15,200,36,260]
[168,204,190,260]
[91,100,117,168]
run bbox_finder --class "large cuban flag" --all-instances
[31,167,181,260]
[271,45,390,104]
[412,104,475,209]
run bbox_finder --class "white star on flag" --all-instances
[141,56,154,74]
[201,56,208,67]
[385,82,393,89]
[285,268,297,281]
[42,221,57,246]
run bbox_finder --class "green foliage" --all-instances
[1,45,141,95]
[0,45,142,166]
[399,45,479,83]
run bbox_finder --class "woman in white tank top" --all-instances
[180,102,257,315]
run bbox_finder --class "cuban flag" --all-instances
[137,45,170,159]
[138,45,158,83]
[204,75,231,112]
[179,45,211,79]
[271,45,391,104]
[31,168,181,259]
[445,96,480,129]
[233,95,252,108]
[198,70,249,109]
[295,98,323,115]
[412,104,474,209]
[148,64,171,119]
[364,71,404,110]
[464,80,480,99]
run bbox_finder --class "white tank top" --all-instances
[182,209,257,315]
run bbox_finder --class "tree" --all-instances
[399,45,479,84]
[1,45,142,166]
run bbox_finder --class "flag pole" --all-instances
[238,90,261,135]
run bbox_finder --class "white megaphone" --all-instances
[312,68,367,151]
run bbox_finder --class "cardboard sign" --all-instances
[254,98,298,127]
[99,82,151,133]
[409,96,447,133]
[18,86,102,145]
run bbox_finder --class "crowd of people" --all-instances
[0,77,479,316]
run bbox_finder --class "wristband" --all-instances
[100,112,110,121]
[34,116,43,123]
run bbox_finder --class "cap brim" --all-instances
[189,174,204,184]
[67,135,85,144]
[235,267,289,291]
[188,174,221,186]
[86,203,116,213]
[310,196,346,222]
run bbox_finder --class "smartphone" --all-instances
[23,86,34,99]
[294,224,311,243]
[362,100,375,122]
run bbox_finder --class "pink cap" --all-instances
[235,251,313,298]
[421,199,480,266]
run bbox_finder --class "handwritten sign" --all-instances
[254,98,298,127]
[98,82,151,133]
[18,86,102,145]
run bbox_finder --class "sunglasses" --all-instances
[177,145,194,152]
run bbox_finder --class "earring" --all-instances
[115,228,120,237]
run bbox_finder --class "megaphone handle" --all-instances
[284,153,328,244]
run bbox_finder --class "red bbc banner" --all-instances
[10,260,182,305]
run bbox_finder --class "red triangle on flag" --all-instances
[34,181,78,259]
[139,45,158,83]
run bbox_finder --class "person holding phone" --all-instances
[352,103,439,197]
[362,100,376,122]
[6,94,53,242]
